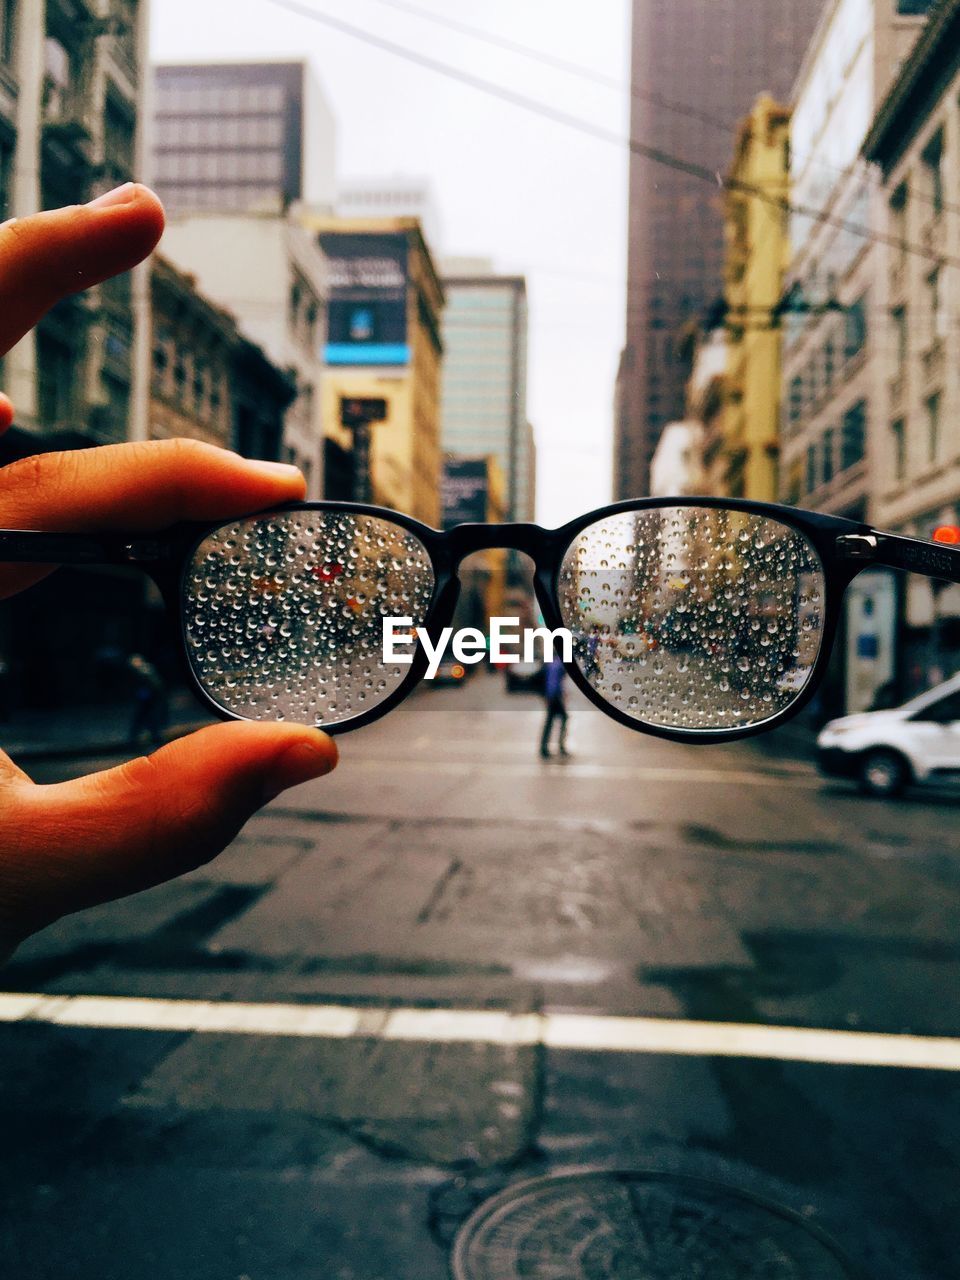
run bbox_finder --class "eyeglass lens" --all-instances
[183,504,826,735]
[557,507,826,732]
[183,510,435,727]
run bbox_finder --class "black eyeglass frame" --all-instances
[2,495,959,744]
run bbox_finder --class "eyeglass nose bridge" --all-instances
[444,521,562,569]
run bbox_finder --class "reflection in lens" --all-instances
[558,506,825,732]
[183,509,434,727]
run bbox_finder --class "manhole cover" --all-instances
[451,1171,858,1280]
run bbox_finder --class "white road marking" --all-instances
[2,992,959,1071]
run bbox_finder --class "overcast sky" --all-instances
[151,0,630,527]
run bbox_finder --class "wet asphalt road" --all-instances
[2,672,960,1278]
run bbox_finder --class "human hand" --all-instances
[0,186,338,960]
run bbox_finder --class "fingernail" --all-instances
[251,460,304,482]
[261,736,338,803]
[87,182,136,210]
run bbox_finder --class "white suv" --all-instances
[817,672,960,798]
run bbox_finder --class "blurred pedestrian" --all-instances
[539,655,570,759]
[127,653,168,747]
[585,627,601,678]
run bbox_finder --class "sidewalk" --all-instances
[2,689,215,763]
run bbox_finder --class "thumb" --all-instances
[4,722,338,940]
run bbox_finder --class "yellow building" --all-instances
[298,214,445,526]
[723,94,791,502]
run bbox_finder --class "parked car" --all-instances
[505,660,545,693]
[816,672,960,798]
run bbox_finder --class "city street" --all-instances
[1,670,960,1278]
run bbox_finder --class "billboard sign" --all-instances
[442,458,488,528]
[320,232,409,366]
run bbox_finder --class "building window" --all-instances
[890,419,906,481]
[806,443,817,495]
[921,127,944,218]
[896,0,935,12]
[788,375,803,429]
[104,91,136,187]
[785,459,802,506]
[892,306,907,371]
[37,331,76,427]
[152,340,168,382]
[173,352,187,401]
[0,0,15,65]
[42,36,73,122]
[111,0,138,75]
[844,294,867,361]
[823,329,836,389]
[193,362,207,415]
[926,266,946,342]
[926,391,941,462]
[822,428,835,486]
[841,400,866,471]
[889,182,908,266]
[100,370,130,442]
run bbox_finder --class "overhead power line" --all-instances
[365,0,736,136]
[365,0,960,222]
[264,0,960,272]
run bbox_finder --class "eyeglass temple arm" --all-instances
[0,530,169,565]
[848,530,960,586]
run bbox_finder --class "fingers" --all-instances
[0,439,307,598]
[1,722,338,948]
[0,745,31,788]
[0,438,306,530]
[0,184,165,356]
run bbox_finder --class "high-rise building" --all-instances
[614,0,824,500]
[301,214,446,526]
[152,60,336,215]
[440,265,533,522]
[778,0,933,715]
[862,0,960,698]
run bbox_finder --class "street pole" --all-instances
[351,420,372,504]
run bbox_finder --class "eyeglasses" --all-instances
[3,497,957,742]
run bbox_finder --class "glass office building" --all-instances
[152,60,336,215]
[614,0,825,500]
[441,271,534,522]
